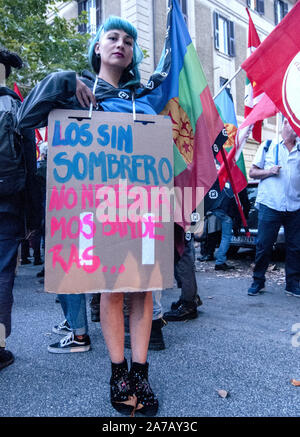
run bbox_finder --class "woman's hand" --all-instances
[76,78,97,108]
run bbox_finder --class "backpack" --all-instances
[0,89,26,197]
[263,139,279,165]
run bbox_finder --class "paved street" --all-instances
[1,250,300,417]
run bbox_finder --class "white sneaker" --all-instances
[48,332,91,353]
[52,319,72,335]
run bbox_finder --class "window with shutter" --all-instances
[213,12,235,57]
[274,0,288,25]
[87,0,96,35]
[78,0,87,33]
[257,0,264,15]
[274,0,279,24]
[213,11,220,50]
[78,0,102,35]
[220,77,229,88]
[282,2,288,17]
[95,0,102,29]
[228,21,235,56]
[178,0,188,25]
[247,0,265,15]
[219,16,229,54]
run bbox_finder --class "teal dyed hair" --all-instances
[88,16,143,88]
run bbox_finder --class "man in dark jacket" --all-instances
[0,48,41,370]
[212,184,250,271]
[163,225,202,322]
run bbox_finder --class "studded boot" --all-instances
[110,359,136,415]
[130,361,159,416]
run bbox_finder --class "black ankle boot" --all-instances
[124,318,166,351]
[148,318,166,351]
[130,362,159,416]
[110,359,136,415]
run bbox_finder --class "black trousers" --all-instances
[174,238,198,306]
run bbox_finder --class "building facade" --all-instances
[50,0,297,172]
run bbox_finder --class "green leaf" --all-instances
[0,0,91,96]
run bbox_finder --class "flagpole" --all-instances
[275,112,280,165]
[219,148,250,237]
[213,67,242,100]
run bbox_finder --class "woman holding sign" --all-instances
[18,16,159,416]
[87,17,158,417]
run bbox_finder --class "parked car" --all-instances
[229,180,285,254]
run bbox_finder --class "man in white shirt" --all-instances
[248,119,300,296]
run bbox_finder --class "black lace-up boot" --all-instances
[130,361,159,416]
[110,359,136,415]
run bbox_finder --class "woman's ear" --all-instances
[94,42,101,56]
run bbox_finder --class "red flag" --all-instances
[237,94,278,156]
[217,147,247,193]
[13,82,24,101]
[35,129,43,143]
[240,93,278,131]
[242,2,300,137]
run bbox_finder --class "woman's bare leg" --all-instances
[129,291,153,363]
[100,292,124,363]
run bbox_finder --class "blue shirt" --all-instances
[253,139,300,212]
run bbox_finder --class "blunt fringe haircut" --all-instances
[88,16,144,88]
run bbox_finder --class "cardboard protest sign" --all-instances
[45,110,174,294]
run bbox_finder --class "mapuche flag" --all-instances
[241,2,300,137]
[214,88,247,194]
[139,0,227,229]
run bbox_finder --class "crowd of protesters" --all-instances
[0,14,300,419]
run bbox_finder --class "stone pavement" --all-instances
[1,253,300,417]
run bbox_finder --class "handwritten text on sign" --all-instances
[45,111,174,293]
[51,120,172,185]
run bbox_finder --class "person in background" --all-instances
[0,48,41,371]
[20,141,47,267]
[163,227,202,322]
[34,145,91,353]
[211,184,250,271]
[35,141,48,280]
[20,233,43,266]
[124,291,167,351]
[49,294,90,354]
[247,119,300,297]
[197,212,221,262]
[90,293,101,322]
